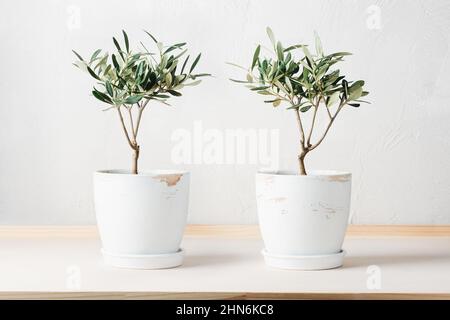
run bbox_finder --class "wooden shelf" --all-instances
[0,225,449,299]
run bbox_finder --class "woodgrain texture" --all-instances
[0,226,449,300]
[0,292,449,300]
[1,225,449,238]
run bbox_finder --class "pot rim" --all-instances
[94,169,189,177]
[257,169,351,178]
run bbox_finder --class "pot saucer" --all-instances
[261,249,345,270]
[101,248,184,269]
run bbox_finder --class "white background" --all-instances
[0,0,449,225]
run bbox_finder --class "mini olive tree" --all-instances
[73,30,209,174]
[230,28,369,175]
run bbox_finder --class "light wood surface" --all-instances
[0,292,449,300]
[0,224,450,238]
[1,225,449,300]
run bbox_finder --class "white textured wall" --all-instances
[0,0,449,225]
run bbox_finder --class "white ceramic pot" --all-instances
[93,169,190,269]
[256,170,351,270]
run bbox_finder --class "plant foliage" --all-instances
[73,30,209,107]
[229,28,369,174]
[73,30,209,174]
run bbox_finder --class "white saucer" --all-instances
[261,249,345,270]
[102,248,185,269]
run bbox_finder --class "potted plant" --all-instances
[73,30,209,269]
[230,28,369,270]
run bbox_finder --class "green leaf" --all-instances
[349,103,360,107]
[285,76,293,93]
[299,59,313,72]
[164,43,186,54]
[229,78,250,83]
[250,85,270,91]
[283,44,305,52]
[326,91,340,107]
[273,80,288,95]
[348,80,364,100]
[276,41,284,60]
[349,86,363,100]
[112,54,120,71]
[122,30,129,53]
[251,45,261,70]
[350,80,365,88]
[94,54,108,71]
[302,46,314,66]
[92,88,112,104]
[135,61,143,79]
[183,79,202,86]
[124,95,143,104]
[354,99,371,104]
[286,101,309,110]
[87,66,100,80]
[266,27,276,48]
[327,52,352,58]
[314,31,323,57]
[72,50,84,61]
[272,99,281,107]
[189,53,201,74]
[168,89,182,96]
[181,55,190,74]
[143,30,158,43]
[300,105,312,112]
[191,73,211,79]
[154,94,170,99]
[105,81,113,96]
[157,42,164,53]
[316,64,329,81]
[90,49,101,62]
[165,73,172,86]
[174,48,188,60]
[342,79,349,99]
[113,37,124,60]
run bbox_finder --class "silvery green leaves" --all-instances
[229,27,369,112]
[73,30,210,108]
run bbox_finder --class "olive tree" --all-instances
[230,28,369,175]
[73,30,209,174]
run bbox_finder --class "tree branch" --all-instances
[294,108,306,149]
[308,100,347,151]
[326,102,333,120]
[117,106,135,149]
[127,106,136,142]
[134,98,150,138]
[306,96,320,147]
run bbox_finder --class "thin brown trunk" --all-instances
[298,151,308,175]
[131,145,140,174]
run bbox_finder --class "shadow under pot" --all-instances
[93,170,190,269]
[256,170,351,270]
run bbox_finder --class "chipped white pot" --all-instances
[256,170,351,270]
[93,170,189,269]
